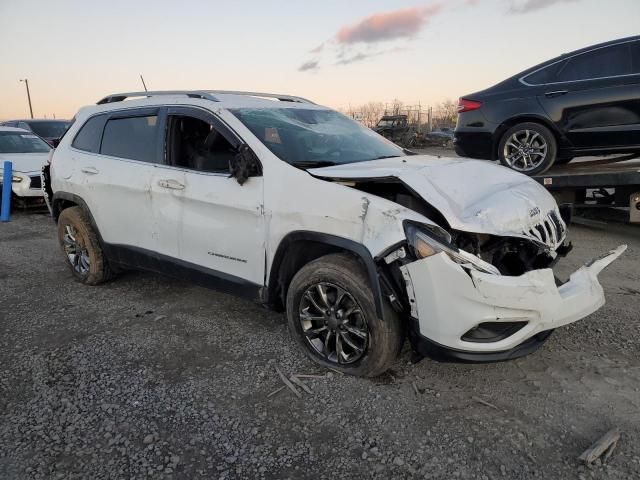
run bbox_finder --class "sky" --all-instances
[0,0,638,120]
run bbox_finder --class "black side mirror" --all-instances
[230,145,261,185]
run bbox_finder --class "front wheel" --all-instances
[286,253,404,377]
[498,122,557,175]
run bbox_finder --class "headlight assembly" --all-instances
[405,223,500,275]
[12,175,24,183]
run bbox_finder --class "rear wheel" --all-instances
[57,206,113,285]
[498,122,557,175]
[286,253,404,377]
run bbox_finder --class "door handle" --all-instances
[81,166,99,175]
[158,179,185,190]
[544,90,568,98]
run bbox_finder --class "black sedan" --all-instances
[454,36,640,175]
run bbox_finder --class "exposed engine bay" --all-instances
[339,178,571,276]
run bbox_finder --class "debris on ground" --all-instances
[267,386,285,398]
[274,366,301,398]
[579,428,620,465]
[472,396,499,410]
[289,375,312,394]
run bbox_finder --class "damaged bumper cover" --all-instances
[400,245,627,361]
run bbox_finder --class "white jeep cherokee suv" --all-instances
[43,90,625,376]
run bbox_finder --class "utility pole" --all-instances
[140,74,148,92]
[20,79,34,119]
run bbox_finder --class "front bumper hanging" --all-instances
[400,245,627,361]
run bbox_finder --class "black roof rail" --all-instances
[96,90,315,105]
[202,90,315,104]
[96,91,218,105]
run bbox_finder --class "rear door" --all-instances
[535,40,640,150]
[70,107,165,253]
[156,106,265,286]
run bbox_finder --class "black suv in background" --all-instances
[454,36,640,175]
[0,119,70,147]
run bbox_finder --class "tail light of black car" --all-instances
[457,98,482,113]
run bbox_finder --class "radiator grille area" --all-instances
[524,210,566,249]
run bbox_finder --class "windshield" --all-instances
[0,131,51,153]
[377,119,395,127]
[27,121,70,138]
[230,108,405,167]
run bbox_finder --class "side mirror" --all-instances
[230,145,261,186]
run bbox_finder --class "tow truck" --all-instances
[533,155,640,224]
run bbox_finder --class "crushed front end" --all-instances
[379,213,626,362]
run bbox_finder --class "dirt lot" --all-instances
[1,207,639,479]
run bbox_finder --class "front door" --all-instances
[159,106,265,288]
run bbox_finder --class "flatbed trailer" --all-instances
[533,156,640,224]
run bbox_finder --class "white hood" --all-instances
[309,155,560,239]
[0,153,49,175]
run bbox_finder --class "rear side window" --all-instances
[72,115,106,153]
[555,43,632,82]
[100,115,159,163]
[522,62,564,85]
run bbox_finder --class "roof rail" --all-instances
[96,90,218,105]
[203,90,315,104]
[96,90,315,105]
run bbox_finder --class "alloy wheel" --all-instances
[62,224,90,274]
[503,129,548,172]
[299,282,369,364]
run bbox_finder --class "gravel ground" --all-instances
[0,210,639,480]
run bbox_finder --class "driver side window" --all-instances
[167,115,234,173]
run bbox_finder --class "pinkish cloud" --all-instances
[310,43,324,54]
[335,4,442,45]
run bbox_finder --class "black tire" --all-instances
[498,122,557,175]
[57,206,113,285]
[286,253,404,377]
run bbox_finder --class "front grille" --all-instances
[524,210,566,249]
[29,175,42,189]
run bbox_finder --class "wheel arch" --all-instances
[266,231,386,319]
[52,192,105,244]
[492,115,567,160]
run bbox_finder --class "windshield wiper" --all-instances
[371,155,401,160]
[292,160,338,168]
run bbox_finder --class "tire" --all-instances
[286,253,404,377]
[57,206,113,285]
[498,122,557,175]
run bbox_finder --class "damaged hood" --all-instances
[309,155,559,238]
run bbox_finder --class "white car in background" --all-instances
[0,126,51,206]
[44,90,625,377]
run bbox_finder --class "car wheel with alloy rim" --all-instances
[286,253,404,377]
[57,206,113,285]
[498,122,557,176]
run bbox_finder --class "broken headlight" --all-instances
[404,223,500,275]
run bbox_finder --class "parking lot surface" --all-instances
[1,211,639,480]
